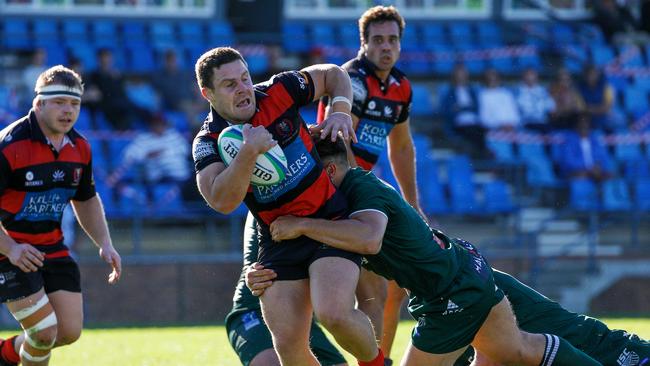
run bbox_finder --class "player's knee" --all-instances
[26,325,57,351]
[56,327,81,346]
[314,309,349,333]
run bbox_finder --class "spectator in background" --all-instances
[516,68,556,133]
[112,113,192,202]
[479,68,521,131]
[577,64,616,132]
[440,63,487,157]
[19,48,47,109]
[549,68,585,130]
[152,50,198,130]
[85,48,143,130]
[592,0,638,43]
[559,113,614,182]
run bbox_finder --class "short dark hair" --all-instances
[195,47,247,89]
[314,135,349,166]
[35,65,84,94]
[358,5,405,45]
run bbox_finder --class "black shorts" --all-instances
[0,256,81,303]
[255,223,362,281]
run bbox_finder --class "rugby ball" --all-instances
[217,124,288,186]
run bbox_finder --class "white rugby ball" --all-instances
[217,124,288,186]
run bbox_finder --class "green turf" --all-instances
[0,318,648,365]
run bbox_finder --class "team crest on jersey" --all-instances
[26,171,34,181]
[72,168,82,186]
[384,105,393,117]
[275,119,295,139]
[368,100,376,110]
[351,76,367,102]
[617,348,640,366]
[52,170,65,182]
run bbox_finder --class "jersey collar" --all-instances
[357,55,402,88]
[27,109,76,148]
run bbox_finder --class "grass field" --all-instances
[1,318,648,365]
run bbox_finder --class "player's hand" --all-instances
[241,124,277,155]
[245,262,277,296]
[312,112,357,143]
[7,244,44,273]
[270,215,304,241]
[99,244,122,285]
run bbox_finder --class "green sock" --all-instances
[541,334,602,366]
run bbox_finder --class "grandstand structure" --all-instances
[1,0,649,323]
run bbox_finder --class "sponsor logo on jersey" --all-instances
[26,171,34,181]
[275,119,295,142]
[52,169,65,182]
[242,311,261,331]
[351,76,367,103]
[193,139,217,162]
[0,271,16,286]
[15,188,75,221]
[384,105,393,118]
[252,139,315,203]
[294,71,309,90]
[25,171,44,187]
[617,348,640,366]
[72,167,82,186]
[442,299,463,315]
[355,119,392,155]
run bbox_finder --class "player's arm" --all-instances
[70,195,121,284]
[303,64,357,142]
[387,120,421,213]
[270,210,388,254]
[196,125,275,213]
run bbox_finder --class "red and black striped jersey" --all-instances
[192,71,347,226]
[0,110,95,259]
[318,56,412,170]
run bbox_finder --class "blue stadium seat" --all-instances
[476,22,502,46]
[410,84,434,117]
[431,45,455,74]
[122,21,147,49]
[590,45,615,67]
[208,21,234,46]
[456,45,485,75]
[43,46,68,66]
[518,140,547,162]
[550,24,575,44]
[634,179,650,211]
[517,51,542,71]
[523,23,549,50]
[2,18,31,50]
[617,45,645,67]
[633,75,650,93]
[549,131,568,164]
[399,54,430,76]
[94,181,117,216]
[178,22,205,49]
[602,178,632,211]
[400,25,420,52]
[420,179,449,215]
[310,23,338,48]
[152,183,185,215]
[91,20,118,49]
[421,23,447,50]
[483,180,515,213]
[578,24,605,44]
[283,23,310,54]
[149,21,177,51]
[62,19,88,48]
[447,155,478,213]
[32,19,59,48]
[614,140,643,162]
[68,46,97,72]
[563,45,588,73]
[622,86,649,115]
[243,53,269,76]
[448,23,474,48]
[487,139,516,164]
[525,157,559,188]
[624,159,650,182]
[163,111,189,134]
[339,23,359,49]
[127,46,156,73]
[569,178,599,211]
[489,57,515,75]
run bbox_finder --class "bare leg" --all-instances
[400,341,468,366]
[381,280,407,358]
[356,269,387,344]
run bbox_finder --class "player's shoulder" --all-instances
[390,66,411,89]
[0,116,30,151]
[257,70,310,91]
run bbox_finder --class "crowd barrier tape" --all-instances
[487,129,650,145]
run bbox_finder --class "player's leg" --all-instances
[400,341,469,366]
[6,289,57,366]
[308,319,349,366]
[381,280,407,363]
[226,309,280,366]
[472,297,602,365]
[260,279,319,365]
[46,290,82,346]
[309,256,383,365]
[355,269,387,344]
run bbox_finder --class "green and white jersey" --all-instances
[339,168,469,310]
[226,214,262,325]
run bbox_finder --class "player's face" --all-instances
[363,21,401,73]
[35,96,81,136]
[206,59,256,123]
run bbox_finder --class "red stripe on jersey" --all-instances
[316,101,326,124]
[60,137,91,164]
[299,124,314,150]
[257,171,336,224]
[0,249,70,261]
[254,83,294,128]
[7,228,63,245]
[0,189,26,214]
[355,156,373,171]
[3,140,51,170]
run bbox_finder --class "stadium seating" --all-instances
[410,84,435,117]
[623,159,650,182]
[149,21,177,51]
[91,20,119,49]
[601,178,632,211]
[62,19,89,48]
[569,178,599,211]
[32,19,59,48]
[208,21,234,46]
[634,179,650,211]
[2,18,31,50]
[282,23,310,53]
[487,139,517,164]
[483,179,515,213]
